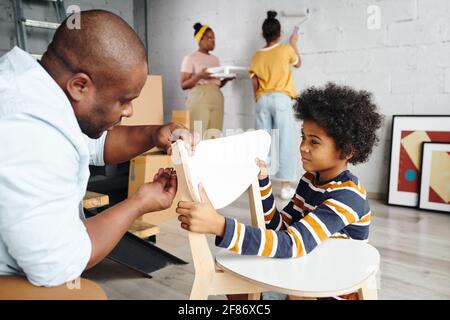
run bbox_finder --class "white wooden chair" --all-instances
[172,131,380,300]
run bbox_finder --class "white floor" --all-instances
[83,185,450,300]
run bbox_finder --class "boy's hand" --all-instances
[176,183,226,237]
[133,168,177,213]
[255,158,268,180]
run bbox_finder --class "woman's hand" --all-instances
[220,76,235,87]
[289,26,299,46]
[181,68,212,90]
[251,76,259,102]
[197,67,213,80]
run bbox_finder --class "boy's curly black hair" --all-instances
[294,82,383,165]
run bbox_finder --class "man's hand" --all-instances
[84,167,176,270]
[133,168,177,213]
[256,158,268,180]
[176,183,226,236]
[152,123,198,156]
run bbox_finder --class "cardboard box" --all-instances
[125,84,185,226]
[121,75,164,126]
[171,109,190,129]
[128,151,180,225]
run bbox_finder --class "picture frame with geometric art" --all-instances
[418,142,450,213]
[387,115,450,207]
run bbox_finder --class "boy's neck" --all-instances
[316,164,348,183]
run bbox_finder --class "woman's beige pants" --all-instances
[187,84,224,138]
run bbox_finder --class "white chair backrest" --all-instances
[171,130,271,273]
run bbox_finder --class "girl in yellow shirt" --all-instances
[249,11,302,200]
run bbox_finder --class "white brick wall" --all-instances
[391,69,443,94]
[382,0,417,23]
[445,68,450,93]
[147,0,450,195]
[417,0,450,19]
[387,18,442,46]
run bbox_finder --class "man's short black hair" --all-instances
[294,82,383,165]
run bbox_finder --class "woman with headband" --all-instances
[180,23,233,137]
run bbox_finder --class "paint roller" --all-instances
[281,7,310,33]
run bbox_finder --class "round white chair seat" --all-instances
[215,238,380,297]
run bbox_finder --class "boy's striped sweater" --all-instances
[215,170,371,258]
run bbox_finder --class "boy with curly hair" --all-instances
[176,83,383,298]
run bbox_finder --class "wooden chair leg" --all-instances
[288,295,316,300]
[248,293,261,300]
[189,276,210,300]
[357,274,378,300]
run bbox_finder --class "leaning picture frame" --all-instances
[387,115,450,207]
[418,142,450,213]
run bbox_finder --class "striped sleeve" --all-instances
[215,189,370,258]
[258,177,298,231]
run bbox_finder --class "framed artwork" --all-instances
[387,115,450,207]
[418,142,450,213]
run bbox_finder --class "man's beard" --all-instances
[77,112,107,139]
[77,116,105,139]
[76,103,110,139]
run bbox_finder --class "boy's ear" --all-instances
[339,148,354,161]
[344,149,354,161]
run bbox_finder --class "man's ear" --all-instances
[66,73,94,102]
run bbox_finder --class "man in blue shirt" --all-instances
[0,10,194,287]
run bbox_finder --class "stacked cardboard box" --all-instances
[128,151,180,225]
[121,75,164,126]
[124,75,181,226]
